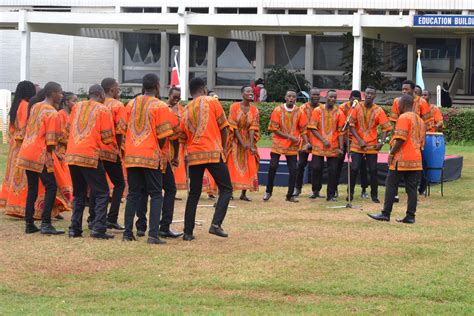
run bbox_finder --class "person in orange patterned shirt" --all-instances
[263,90,309,203]
[307,90,345,201]
[389,80,433,127]
[348,86,392,203]
[66,84,115,239]
[17,82,64,235]
[180,77,233,241]
[368,94,426,224]
[226,85,260,201]
[86,78,126,230]
[294,88,323,198]
[122,74,174,244]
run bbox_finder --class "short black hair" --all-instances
[286,89,297,94]
[350,90,362,98]
[255,78,264,85]
[142,73,159,91]
[43,81,62,97]
[399,94,414,110]
[89,84,104,97]
[365,85,376,91]
[101,78,117,93]
[189,77,206,95]
[168,87,181,95]
[415,85,423,91]
[241,85,252,93]
[327,89,337,95]
[402,80,416,89]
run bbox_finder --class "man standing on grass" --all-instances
[264,89,309,203]
[368,94,425,224]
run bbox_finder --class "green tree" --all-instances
[265,65,310,102]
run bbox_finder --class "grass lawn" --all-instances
[0,142,472,314]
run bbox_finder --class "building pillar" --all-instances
[207,36,216,90]
[179,19,190,100]
[113,37,120,83]
[305,34,314,87]
[255,35,264,80]
[19,10,31,81]
[160,32,169,97]
[352,13,363,91]
[407,43,414,81]
[68,37,74,91]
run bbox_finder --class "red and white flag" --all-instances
[170,49,180,87]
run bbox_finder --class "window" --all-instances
[265,35,305,70]
[216,39,256,86]
[365,39,407,72]
[267,9,286,14]
[122,33,161,84]
[167,34,208,84]
[313,75,348,89]
[417,38,461,73]
[313,36,346,71]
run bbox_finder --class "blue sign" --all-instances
[414,15,474,27]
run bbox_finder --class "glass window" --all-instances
[216,72,255,86]
[122,33,161,84]
[313,75,350,89]
[265,35,305,69]
[216,39,256,86]
[417,38,461,73]
[365,39,407,72]
[167,34,208,68]
[313,36,345,71]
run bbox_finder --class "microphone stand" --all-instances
[328,101,362,210]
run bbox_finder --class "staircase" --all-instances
[452,94,474,108]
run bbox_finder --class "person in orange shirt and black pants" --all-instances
[17,82,64,235]
[368,94,426,224]
[122,74,174,244]
[87,78,126,230]
[66,85,115,239]
[348,86,392,203]
[181,78,233,241]
[307,90,345,201]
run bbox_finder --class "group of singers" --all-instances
[0,76,443,243]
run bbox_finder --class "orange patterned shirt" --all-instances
[12,99,29,141]
[389,112,426,171]
[350,103,392,154]
[123,96,174,169]
[181,96,229,166]
[17,102,60,173]
[307,104,345,157]
[390,95,433,128]
[299,102,321,152]
[268,104,307,156]
[428,104,444,132]
[65,100,114,168]
[159,105,181,171]
[99,98,127,162]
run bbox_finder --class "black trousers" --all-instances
[89,158,125,224]
[382,169,419,217]
[350,153,379,198]
[266,152,298,199]
[184,159,232,235]
[69,162,109,234]
[25,168,57,224]
[312,155,338,198]
[295,151,310,190]
[124,167,163,238]
[134,164,177,233]
[336,143,368,190]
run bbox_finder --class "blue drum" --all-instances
[423,132,445,183]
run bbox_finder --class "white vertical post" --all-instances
[19,10,31,81]
[207,36,216,90]
[436,84,441,107]
[352,13,363,91]
[305,34,314,87]
[407,43,414,80]
[255,35,265,80]
[68,37,74,91]
[113,37,120,83]
[179,16,190,101]
[160,32,169,97]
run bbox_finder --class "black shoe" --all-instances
[394,196,400,203]
[137,230,146,237]
[239,195,251,202]
[183,233,195,241]
[147,236,166,244]
[209,225,228,238]
[372,197,381,203]
[346,195,354,202]
[90,231,115,240]
[263,192,272,201]
[159,229,184,238]
[55,214,64,220]
[25,223,40,234]
[285,196,299,203]
[367,213,390,222]
[309,191,325,199]
[361,191,369,199]
[107,221,125,230]
[208,194,216,200]
[293,188,301,197]
[396,216,415,224]
[327,197,337,202]
[40,223,65,235]
[122,234,136,241]
[68,230,83,238]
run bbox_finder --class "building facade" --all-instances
[1,0,474,101]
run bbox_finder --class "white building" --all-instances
[1,0,474,103]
